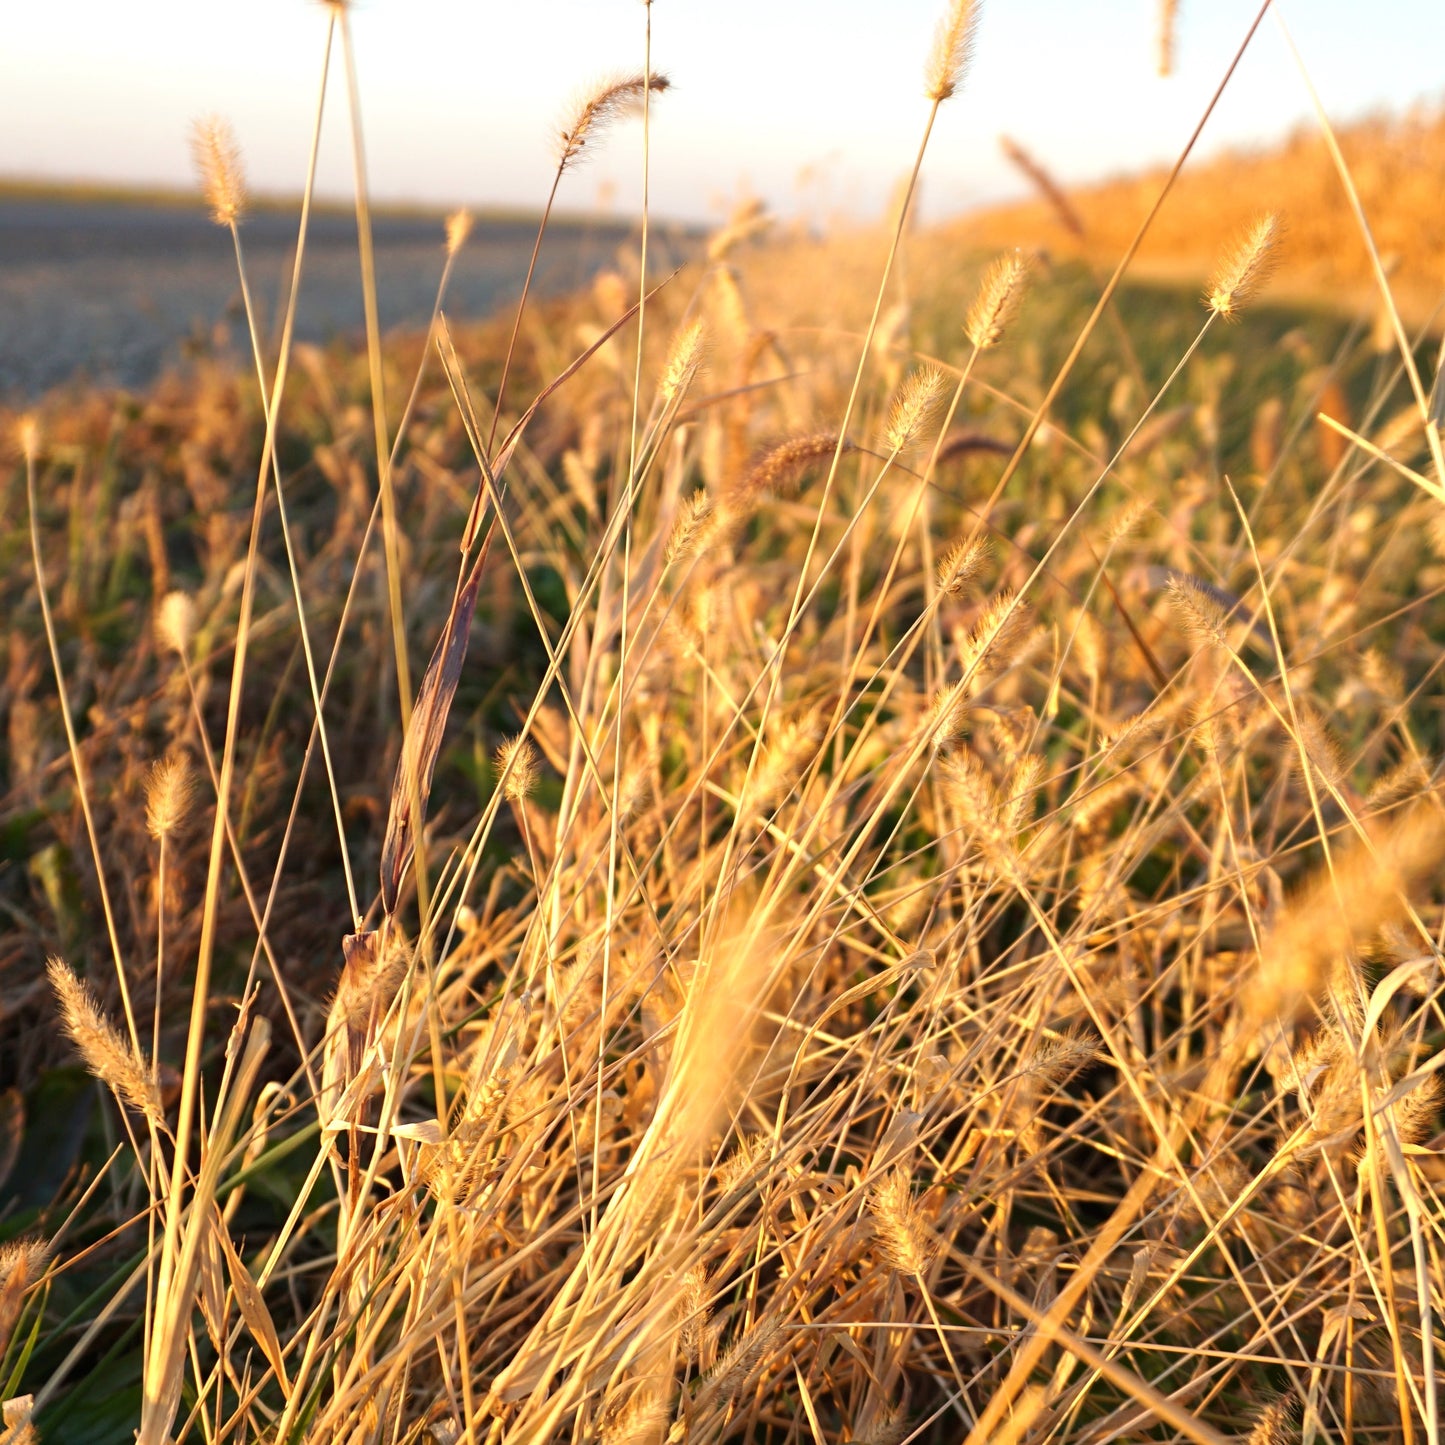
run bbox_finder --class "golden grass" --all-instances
[971,103,1445,322]
[6,5,1445,1443]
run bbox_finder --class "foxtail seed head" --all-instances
[924,0,982,102]
[445,209,473,257]
[156,591,197,658]
[48,958,164,1126]
[145,755,194,841]
[966,250,1031,350]
[495,735,541,804]
[660,318,706,405]
[1206,214,1281,319]
[884,366,947,454]
[558,73,671,173]
[190,116,248,228]
[935,536,989,597]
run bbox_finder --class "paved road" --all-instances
[0,196,664,399]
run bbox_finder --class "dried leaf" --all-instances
[214,1209,290,1396]
[196,1222,229,1352]
[392,1119,445,1145]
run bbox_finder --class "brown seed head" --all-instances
[600,1388,669,1445]
[1248,804,1445,1026]
[707,196,772,262]
[884,366,947,454]
[735,432,850,506]
[750,713,822,813]
[1000,135,1086,239]
[145,755,194,840]
[47,957,164,1126]
[16,415,40,462]
[190,116,248,228]
[924,0,982,102]
[965,250,1032,351]
[495,735,541,804]
[558,73,671,173]
[1206,213,1281,319]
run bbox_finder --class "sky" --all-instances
[2,1,1443,226]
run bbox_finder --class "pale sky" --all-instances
[2,1,1442,224]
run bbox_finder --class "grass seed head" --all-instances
[1166,574,1228,648]
[47,958,164,1127]
[1156,0,1179,76]
[923,679,970,751]
[701,1317,782,1404]
[1000,135,1086,239]
[1244,1393,1297,1445]
[734,432,850,506]
[965,250,1032,350]
[190,115,248,228]
[666,489,718,565]
[870,1169,933,1276]
[883,366,947,454]
[677,1263,711,1363]
[145,755,194,841]
[660,317,706,405]
[444,208,473,256]
[1,1241,50,1362]
[924,0,982,102]
[961,589,1033,680]
[155,590,197,658]
[935,536,989,597]
[1393,1072,1442,1146]
[600,1388,669,1445]
[495,735,541,804]
[1206,213,1281,319]
[558,73,671,173]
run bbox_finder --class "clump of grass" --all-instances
[9,2,1445,1442]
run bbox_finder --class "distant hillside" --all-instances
[955,104,1445,323]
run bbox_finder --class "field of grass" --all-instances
[7,4,1445,1443]
[963,104,1445,327]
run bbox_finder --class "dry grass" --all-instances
[5,5,1445,1443]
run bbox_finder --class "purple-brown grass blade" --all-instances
[379,522,496,914]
